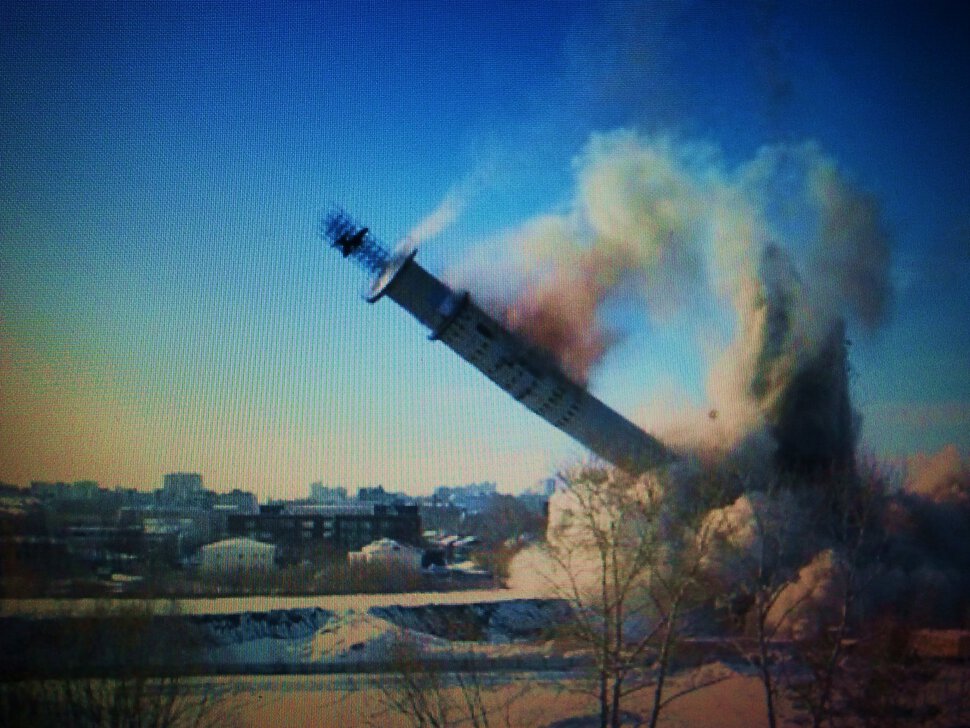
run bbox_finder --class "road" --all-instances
[0,586,543,618]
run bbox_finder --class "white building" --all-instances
[349,538,422,571]
[198,537,275,572]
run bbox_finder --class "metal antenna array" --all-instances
[320,207,391,278]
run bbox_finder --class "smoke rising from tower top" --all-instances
[405,184,469,250]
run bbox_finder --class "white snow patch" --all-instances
[309,611,452,662]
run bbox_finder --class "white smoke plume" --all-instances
[404,169,490,250]
[508,466,671,601]
[457,131,892,454]
[698,490,806,589]
[507,462,753,610]
[766,549,846,640]
[507,543,560,598]
[405,186,468,249]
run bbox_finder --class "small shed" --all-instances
[198,537,275,572]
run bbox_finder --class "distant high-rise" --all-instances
[162,472,203,505]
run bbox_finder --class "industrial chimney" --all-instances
[321,207,674,474]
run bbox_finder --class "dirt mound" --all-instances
[369,598,572,642]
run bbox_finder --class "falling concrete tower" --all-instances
[321,207,674,474]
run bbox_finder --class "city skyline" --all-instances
[2,2,968,499]
[16,472,506,500]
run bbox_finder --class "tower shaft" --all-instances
[322,208,673,474]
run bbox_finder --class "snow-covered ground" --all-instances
[220,664,789,728]
[0,593,571,674]
[196,598,571,668]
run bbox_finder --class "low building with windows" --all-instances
[227,503,421,564]
[198,537,275,572]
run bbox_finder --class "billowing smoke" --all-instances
[904,444,970,506]
[878,445,970,625]
[469,132,965,631]
[508,448,970,633]
[454,131,892,469]
[500,217,631,384]
[765,549,847,640]
[699,490,808,589]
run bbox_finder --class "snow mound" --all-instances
[309,611,452,662]
[190,607,333,645]
[368,598,571,643]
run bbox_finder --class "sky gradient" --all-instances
[1,1,968,499]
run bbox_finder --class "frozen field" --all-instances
[201,667,790,728]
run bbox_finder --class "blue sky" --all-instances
[1,1,968,497]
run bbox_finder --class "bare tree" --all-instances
[781,470,883,728]
[541,463,725,728]
[710,464,892,728]
[0,599,235,728]
[701,481,810,728]
[370,630,532,728]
